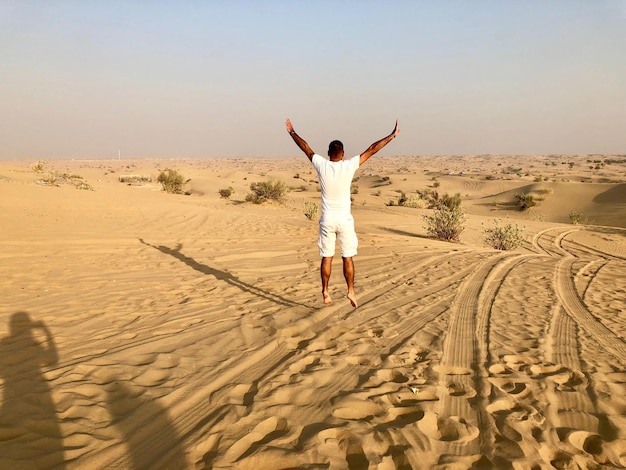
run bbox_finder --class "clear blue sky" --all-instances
[1,1,625,159]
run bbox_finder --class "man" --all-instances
[286,118,400,308]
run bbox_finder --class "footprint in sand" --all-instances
[123,352,158,367]
[288,355,320,375]
[332,398,385,421]
[133,368,171,387]
[488,378,529,397]
[228,382,257,406]
[445,381,476,398]
[387,387,439,407]
[317,428,369,469]
[417,411,479,443]
[224,416,289,462]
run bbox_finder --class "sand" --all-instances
[1,154,625,469]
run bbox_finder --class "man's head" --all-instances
[328,140,344,160]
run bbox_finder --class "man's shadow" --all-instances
[139,239,307,308]
[0,312,65,468]
[106,380,188,469]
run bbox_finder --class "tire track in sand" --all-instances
[532,227,578,258]
[190,249,493,468]
[76,249,467,468]
[433,252,529,463]
[554,257,626,364]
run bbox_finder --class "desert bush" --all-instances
[394,192,427,208]
[39,170,59,186]
[246,180,287,204]
[404,194,427,208]
[516,193,536,211]
[535,187,553,196]
[74,181,93,191]
[219,187,234,199]
[157,169,188,194]
[423,206,466,242]
[483,219,524,251]
[304,201,319,220]
[440,192,462,210]
[350,182,359,194]
[32,161,47,173]
[119,175,151,184]
[569,210,587,225]
[373,176,392,188]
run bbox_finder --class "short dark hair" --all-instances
[328,140,344,157]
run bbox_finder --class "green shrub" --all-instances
[483,219,524,251]
[245,180,287,204]
[440,192,462,210]
[423,206,466,242]
[219,187,234,198]
[304,201,319,220]
[516,193,536,211]
[157,169,188,194]
[569,210,587,225]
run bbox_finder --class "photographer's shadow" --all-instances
[0,311,65,468]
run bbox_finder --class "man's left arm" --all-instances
[359,119,400,166]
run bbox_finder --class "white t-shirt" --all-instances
[311,154,360,218]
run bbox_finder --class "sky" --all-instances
[1,0,625,159]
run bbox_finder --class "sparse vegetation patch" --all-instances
[423,206,466,242]
[304,201,319,220]
[157,169,189,194]
[516,193,536,211]
[569,210,587,225]
[483,219,524,251]
[245,180,288,204]
[219,187,234,199]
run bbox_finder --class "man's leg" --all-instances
[343,257,357,308]
[321,257,333,304]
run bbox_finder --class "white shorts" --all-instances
[318,214,358,258]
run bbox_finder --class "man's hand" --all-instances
[391,119,400,138]
[359,119,400,165]
[285,118,315,160]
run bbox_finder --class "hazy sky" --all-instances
[1,1,625,159]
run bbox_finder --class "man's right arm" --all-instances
[359,119,400,166]
[286,118,315,161]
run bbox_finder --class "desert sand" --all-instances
[1,154,625,469]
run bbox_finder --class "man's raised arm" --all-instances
[359,119,400,166]
[286,118,315,161]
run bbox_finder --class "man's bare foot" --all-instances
[323,291,333,305]
[347,292,358,308]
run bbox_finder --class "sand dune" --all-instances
[1,155,625,469]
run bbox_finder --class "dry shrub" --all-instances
[423,206,466,242]
[516,193,536,211]
[483,219,524,251]
[245,180,287,204]
[219,187,234,199]
[569,210,587,225]
[304,201,319,220]
[157,169,188,194]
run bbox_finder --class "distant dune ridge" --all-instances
[1,154,625,469]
